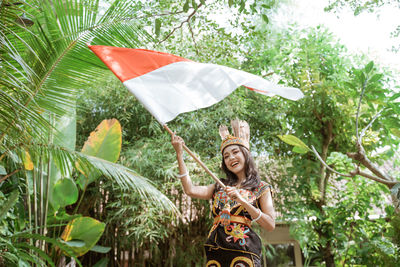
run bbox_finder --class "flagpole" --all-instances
[163,124,226,189]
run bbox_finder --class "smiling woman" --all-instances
[171,119,276,267]
[223,145,246,179]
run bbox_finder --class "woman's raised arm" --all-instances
[171,133,215,200]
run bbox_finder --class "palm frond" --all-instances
[1,0,179,224]
[1,0,155,147]
[11,143,179,214]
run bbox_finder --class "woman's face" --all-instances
[223,145,246,176]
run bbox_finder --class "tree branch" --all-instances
[157,3,204,45]
[355,79,368,143]
[187,21,199,55]
[356,169,397,187]
[311,145,352,177]
[322,169,332,201]
[311,145,398,188]
[345,72,399,187]
[262,72,274,77]
[360,109,383,139]
[139,10,185,20]
[346,148,393,181]
[318,120,333,199]
[0,168,21,183]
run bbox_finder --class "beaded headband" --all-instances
[219,119,250,153]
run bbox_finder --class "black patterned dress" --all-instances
[204,181,272,267]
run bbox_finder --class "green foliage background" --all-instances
[1,0,400,266]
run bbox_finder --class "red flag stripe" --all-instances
[244,86,268,94]
[88,45,191,82]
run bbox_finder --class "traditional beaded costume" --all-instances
[204,120,273,267]
[204,181,272,267]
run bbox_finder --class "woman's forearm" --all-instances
[176,153,195,196]
[225,186,276,231]
[176,154,215,199]
[239,199,275,231]
[172,134,215,199]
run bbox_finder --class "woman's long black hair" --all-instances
[216,145,261,191]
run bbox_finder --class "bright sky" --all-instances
[272,0,400,71]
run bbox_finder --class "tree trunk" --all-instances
[323,244,335,267]
[318,120,333,203]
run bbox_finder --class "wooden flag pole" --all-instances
[163,124,226,189]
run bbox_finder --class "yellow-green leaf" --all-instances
[293,146,309,154]
[81,119,122,162]
[76,119,122,187]
[61,217,105,257]
[22,150,34,170]
[277,135,310,151]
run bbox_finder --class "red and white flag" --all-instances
[89,45,304,124]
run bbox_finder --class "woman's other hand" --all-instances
[225,186,246,204]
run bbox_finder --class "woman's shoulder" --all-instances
[254,180,272,198]
[212,182,225,198]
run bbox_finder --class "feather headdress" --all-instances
[219,119,250,153]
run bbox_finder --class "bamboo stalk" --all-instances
[38,150,44,250]
[32,155,40,263]
[43,116,53,242]
[163,124,225,188]
[32,163,38,237]
[43,113,54,254]
[23,168,33,252]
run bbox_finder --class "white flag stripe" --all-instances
[123,61,303,124]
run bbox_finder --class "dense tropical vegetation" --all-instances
[1,0,399,266]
